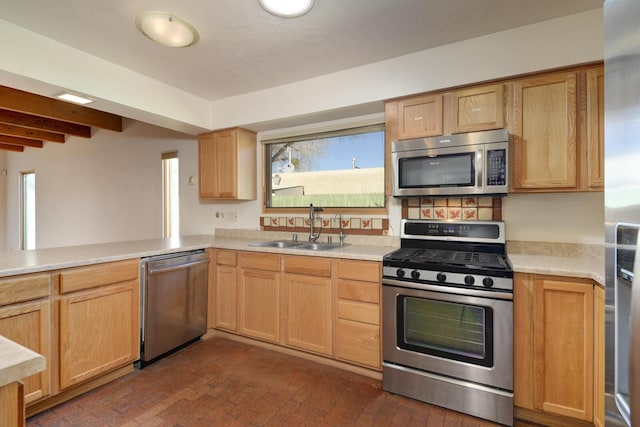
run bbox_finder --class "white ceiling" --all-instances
[1,0,603,102]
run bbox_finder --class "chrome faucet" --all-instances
[335,214,346,246]
[309,203,323,242]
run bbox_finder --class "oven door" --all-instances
[383,281,513,391]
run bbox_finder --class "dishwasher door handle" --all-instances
[148,259,209,275]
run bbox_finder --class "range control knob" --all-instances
[464,275,475,285]
[436,272,447,282]
[411,270,421,280]
[482,277,494,288]
[396,268,405,278]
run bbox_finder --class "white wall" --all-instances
[503,193,604,244]
[3,120,245,250]
[1,9,606,249]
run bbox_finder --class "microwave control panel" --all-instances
[486,149,507,186]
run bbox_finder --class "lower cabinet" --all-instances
[514,273,604,425]
[238,252,281,343]
[58,280,139,389]
[210,250,383,372]
[335,260,381,370]
[0,273,52,405]
[283,255,333,356]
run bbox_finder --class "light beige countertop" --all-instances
[508,253,605,286]
[0,234,398,278]
[0,335,45,387]
[0,233,605,286]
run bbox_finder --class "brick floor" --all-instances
[27,337,502,426]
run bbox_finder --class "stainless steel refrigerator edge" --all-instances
[605,0,640,425]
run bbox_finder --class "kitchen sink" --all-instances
[249,240,304,248]
[249,240,347,251]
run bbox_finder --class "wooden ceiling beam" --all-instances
[0,142,24,152]
[0,109,91,138]
[0,85,122,132]
[0,135,44,148]
[0,123,65,143]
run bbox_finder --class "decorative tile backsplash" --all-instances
[260,216,389,236]
[260,197,501,236]
[402,197,502,221]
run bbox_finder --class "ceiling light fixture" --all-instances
[57,93,93,105]
[135,11,199,48]
[258,0,314,17]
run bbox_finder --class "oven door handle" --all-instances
[382,278,513,301]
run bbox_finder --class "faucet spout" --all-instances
[309,203,323,242]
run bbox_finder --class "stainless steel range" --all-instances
[382,219,514,426]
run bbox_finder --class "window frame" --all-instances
[261,118,388,215]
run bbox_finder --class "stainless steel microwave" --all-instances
[391,129,509,197]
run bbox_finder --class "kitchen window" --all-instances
[262,120,385,212]
[20,171,35,250]
[162,152,179,238]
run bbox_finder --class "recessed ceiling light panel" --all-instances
[57,93,93,105]
[258,0,314,17]
[136,11,199,48]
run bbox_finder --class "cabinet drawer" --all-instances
[337,260,380,283]
[0,274,51,306]
[337,299,379,325]
[337,279,379,304]
[239,252,281,272]
[283,255,331,277]
[216,250,237,266]
[60,259,139,294]
[336,318,380,369]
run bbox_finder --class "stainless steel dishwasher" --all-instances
[137,249,209,368]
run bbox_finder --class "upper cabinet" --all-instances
[390,83,506,141]
[511,71,578,190]
[198,127,257,200]
[396,94,444,139]
[385,63,604,194]
[450,84,505,133]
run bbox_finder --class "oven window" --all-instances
[398,153,474,188]
[398,296,494,367]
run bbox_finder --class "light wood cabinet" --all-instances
[237,252,281,343]
[0,273,52,404]
[511,72,578,190]
[198,127,256,200]
[450,83,505,133]
[396,94,444,139]
[335,260,381,370]
[212,250,238,331]
[0,381,24,427]
[58,260,139,390]
[283,255,333,356]
[584,66,605,190]
[514,273,603,425]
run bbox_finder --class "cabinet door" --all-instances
[450,84,505,133]
[199,130,237,199]
[238,269,280,343]
[59,281,139,390]
[585,67,604,189]
[533,278,593,421]
[397,94,444,139]
[284,273,332,355]
[0,300,51,403]
[214,265,237,331]
[512,72,578,190]
[593,285,605,427]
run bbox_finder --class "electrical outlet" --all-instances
[227,211,237,221]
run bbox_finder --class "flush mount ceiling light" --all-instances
[56,92,93,105]
[135,11,199,48]
[258,0,314,17]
